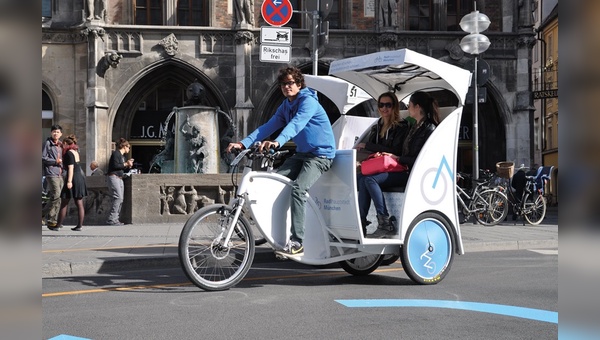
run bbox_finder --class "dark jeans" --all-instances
[357,171,409,223]
[276,153,333,243]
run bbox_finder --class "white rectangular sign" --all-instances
[260,26,292,45]
[260,45,291,63]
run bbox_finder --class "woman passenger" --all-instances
[356,92,409,237]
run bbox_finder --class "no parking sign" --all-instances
[261,0,293,27]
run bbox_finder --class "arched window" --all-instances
[42,90,54,140]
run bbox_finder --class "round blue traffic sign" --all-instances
[261,0,293,27]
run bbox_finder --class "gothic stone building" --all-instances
[42,0,538,223]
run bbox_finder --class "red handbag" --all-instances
[360,153,408,176]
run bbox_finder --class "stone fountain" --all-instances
[150,80,234,174]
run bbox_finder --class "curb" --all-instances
[42,247,279,278]
[42,240,558,278]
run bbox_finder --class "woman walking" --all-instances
[52,135,88,231]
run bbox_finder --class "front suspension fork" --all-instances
[218,197,246,247]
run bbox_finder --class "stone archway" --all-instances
[251,63,343,132]
[109,59,231,173]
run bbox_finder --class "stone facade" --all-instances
[44,0,537,225]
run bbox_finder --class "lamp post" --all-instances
[460,3,490,182]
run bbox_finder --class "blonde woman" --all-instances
[356,92,409,237]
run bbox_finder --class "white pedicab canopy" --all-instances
[328,48,472,107]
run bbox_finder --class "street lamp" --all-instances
[460,3,490,182]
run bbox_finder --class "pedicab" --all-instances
[178,48,472,291]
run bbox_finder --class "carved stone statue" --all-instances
[379,0,398,28]
[183,186,199,214]
[181,115,208,173]
[86,0,106,21]
[159,186,175,215]
[184,80,206,106]
[234,0,255,26]
[172,187,188,214]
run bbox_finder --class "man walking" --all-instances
[42,125,64,229]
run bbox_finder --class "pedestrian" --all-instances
[106,138,134,225]
[42,124,64,229]
[355,92,409,237]
[225,66,336,256]
[53,135,88,231]
[90,160,104,176]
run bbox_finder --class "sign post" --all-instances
[260,0,293,63]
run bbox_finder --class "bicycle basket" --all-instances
[496,161,514,179]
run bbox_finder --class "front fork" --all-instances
[217,196,246,248]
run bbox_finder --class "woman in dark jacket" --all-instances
[356,92,409,237]
[398,91,440,168]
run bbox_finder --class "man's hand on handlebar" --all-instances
[258,141,279,153]
[225,142,245,153]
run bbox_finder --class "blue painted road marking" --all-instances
[48,335,91,340]
[335,299,557,324]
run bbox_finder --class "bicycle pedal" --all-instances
[274,252,288,261]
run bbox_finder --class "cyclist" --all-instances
[225,66,336,256]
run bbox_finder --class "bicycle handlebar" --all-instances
[230,146,289,168]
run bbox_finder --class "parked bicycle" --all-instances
[495,166,551,225]
[456,170,508,226]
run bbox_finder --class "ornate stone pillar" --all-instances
[233,30,255,140]
[510,32,537,167]
[83,25,110,174]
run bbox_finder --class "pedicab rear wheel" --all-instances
[339,254,383,276]
[381,254,400,266]
[179,204,255,291]
[400,212,455,285]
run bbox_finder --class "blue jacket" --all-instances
[241,87,336,159]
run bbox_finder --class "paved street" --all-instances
[42,207,558,278]
[43,249,557,340]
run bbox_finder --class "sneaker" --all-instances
[107,221,124,226]
[282,240,304,256]
[47,225,60,231]
[71,226,82,231]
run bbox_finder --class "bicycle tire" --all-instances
[474,189,509,226]
[339,254,383,276]
[381,254,400,266]
[400,212,455,285]
[523,190,546,225]
[178,204,255,291]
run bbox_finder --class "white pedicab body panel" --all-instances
[400,107,464,255]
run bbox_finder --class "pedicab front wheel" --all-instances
[178,204,255,291]
[400,212,455,285]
